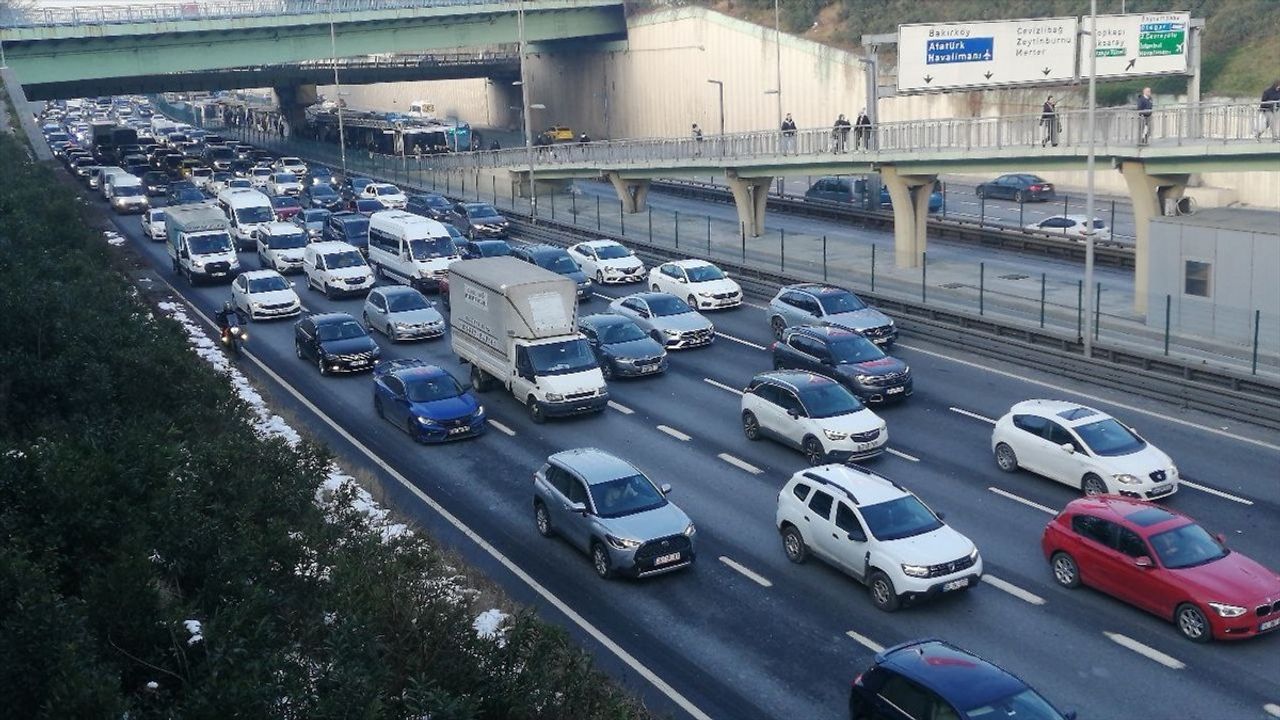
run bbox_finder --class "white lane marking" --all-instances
[716,332,767,350]
[608,400,634,415]
[704,378,744,395]
[152,283,715,720]
[657,424,691,441]
[902,343,1280,452]
[1263,703,1280,718]
[1103,632,1186,670]
[845,630,885,653]
[718,453,763,475]
[949,406,997,424]
[1181,480,1253,506]
[592,291,617,301]
[718,556,773,587]
[488,419,517,437]
[743,301,770,310]
[983,575,1047,606]
[987,487,1057,515]
[885,447,920,462]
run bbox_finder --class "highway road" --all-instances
[100,187,1279,720]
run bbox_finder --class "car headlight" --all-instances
[1208,602,1247,618]
[663,329,680,337]
[394,322,411,330]
[698,292,715,298]
[1168,464,1179,477]
[545,392,564,402]
[474,405,485,416]
[606,534,642,550]
[823,429,849,441]
[416,416,437,426]
[683,522,696,536]
[1113,473,1142,485]
[855,374,877,384]
[901,563,931,578]
[968,547,979,562]
[251,302,263,309]
[902,365,910,374]
[887,319,895,327]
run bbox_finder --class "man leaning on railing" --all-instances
[1136,87,1154,146]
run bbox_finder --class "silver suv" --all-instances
[533,448,697,579]
[768,283,897,346]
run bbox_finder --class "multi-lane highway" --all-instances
[99,183,1279,720]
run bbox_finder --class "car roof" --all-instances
[309,312,357,325]
[374,284,421,298]
[239,269,283,280]
[624,291,676,303]
[309,241,358,253]
[753,370,838,393]
[667,258,714,269]
[1062,496,1191,535]
[549,448,640,483]
[1008,399,1110,427]
[785,324,862,341]
[877,639,1029,711]
[522,244,568,257]
[579,313,632,328]
[263,221,299,232]
[391,365,450,382]
[789,464,907,507]
[783,283,848,296]
[581,239,622,248]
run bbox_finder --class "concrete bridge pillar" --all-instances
[726,171,772,238]
[1119,161,1189,315]
[273,84,319,136]
[606,173,650,213]
[880,164,937,269]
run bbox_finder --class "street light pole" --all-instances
[517,0,537,221]
[707,79,724,136]
[1082,0,1098,355]
[773,0,782,128]
[329,11,347,177]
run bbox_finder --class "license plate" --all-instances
[210,271,226,277]
[352,359,368,366]
[1261,618,1280,632]
[654,552,681,566]
[639,364,659,373]
[943,578,969,592]
[448,426,469,435]
[1152,484,1172,496]
[886,386,904,394]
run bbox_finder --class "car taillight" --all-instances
[1029,184,1043,191]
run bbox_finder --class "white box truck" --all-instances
[166,203,239,285]
[450,257,608,423]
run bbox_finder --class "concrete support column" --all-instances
[273,84,319,135]
[880,164,937,268]
[725,171,772,237]
[606,172,650,213]
[1119,161,1189,315]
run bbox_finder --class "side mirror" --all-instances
[786,409,800,419]
[678,277,687,283]
[847,529,867,542]
[1214,532,1227,546]
[1135,556,1154,569]
[568,502,588,515]
[1059,442,1075,454]
[936,511,947,521]
[660,483,672,495]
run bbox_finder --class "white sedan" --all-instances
[990,399,1178,499]
[568,239,645,284]
[648,259,742,310]
[275,157,308,176]
[1025,214,1112,240]
[231,270,302,321]
[361,183,407,209]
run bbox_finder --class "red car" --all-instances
[271,195,301,221]
[1042,496,1280,642]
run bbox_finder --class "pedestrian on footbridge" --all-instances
[833,114,851,153]
[1136,87,1154,146]
[1041,95,1059,147]
[854,109,872,151]
[781,113,798,154]
[1257,79,1280,141]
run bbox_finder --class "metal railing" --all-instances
[424,102,1276,172]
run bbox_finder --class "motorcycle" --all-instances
[220,323,249,356]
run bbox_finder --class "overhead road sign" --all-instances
[898,17,1078,92]
[1091,12,1190,78]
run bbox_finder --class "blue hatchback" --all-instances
[372,358,486,443]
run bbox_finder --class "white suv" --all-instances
[742,371,887,464]
[775,465,982,612]
[568,239,645,284]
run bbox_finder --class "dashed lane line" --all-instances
[1263,703,1280,718]
[716,332,767,350]
[845,630,885,653]
[949,406,996,424]
[1103,632,1186,670]
[608,400,635,415]
[488,419,517,437]
[704,378,744,395]
[657,424,692,441]
[987,487,1057,515]
[1180,480,1253,506]
[718,453,763,475]
[718,556,773,588]
[885,448,920,462]
[983,575,1047,605]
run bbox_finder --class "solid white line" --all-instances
[156,283,715,720]
[488,419,516,437]
[983,575,1047,606]
[703,378,744,395]
[1263,703,1280,718]
[885,447,920,462]
[657,424,691,441]
[902,342,1280,452]
[718,453,763,474]
[716,332,767,350]
[1103,632,1186,670]
[987,487,1057,515]
[718,555,773,588]
[845,630,885,653]
[1181,480,1253,506]
[949,406,996,424]
[608,400,634,415]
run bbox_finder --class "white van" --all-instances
[256,221,309,274]
[303,241,374,298]
[98,167,130,198]
[366,210,459,290]
[216,187,274,251]
[107,174,149,214]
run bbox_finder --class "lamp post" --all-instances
[329,9,347,177]
[772,0,782,128]
[1082,0,1098,355]
[707,79,725,137]
[515,0,537,220]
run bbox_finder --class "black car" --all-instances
[771,325,911,404]
[510,244,592,300]
[340,176,374,203]
[406,193,457,222]
[303,183,343,211]
[141,171,170,196]
[451,201,509,238]
[849,639,1073,720]
[294,312,381,376]
[166,182,206,205]
[974,173,1056,203]
[578,313,668,379]
[322,211,370,254]
[458,239,512,260]
[307,166,335,186]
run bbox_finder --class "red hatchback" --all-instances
[1042,496,1280,642]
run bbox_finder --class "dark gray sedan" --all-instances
[578,314,668,379]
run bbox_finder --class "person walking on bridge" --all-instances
[692,123,704,156]
[1041,95,1059,147]
[781,113,797,154]
[833,114,851,153]
[1257,79,1280,141]
[854,109,872,151]
[1136,87,1154,146]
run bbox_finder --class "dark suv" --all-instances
[406,193,456,222]
[294,313,381,376]
[849,639,1073,720]
[322,211,370,255]
[452,201,509,238]
[510,244,592,300]
[771,326,911,403]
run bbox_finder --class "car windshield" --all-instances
[589,474,667,519]
[646,295,692,317]
[247,275,289,293]
[686,264,726,282]
[595,244,630,260]
[340,218,369,236]
[859,495,943,541]
[426,195,450,208]
[526,338,597,376]
[468,204,499,217]
[1150,523,1229,570]
[312,185,337,197]
[408,237,454,259]
[356,199,383,211]
[374,185,400,196]
[478,242,511,257]
[274,173,297,183]
[540,254,579,275]
[829,336,886,364]
[178,190,204,203]
[1074,418,1146,456]
[188,233,232,255]
[598,321,646,344]
[272,197,300,209]
[301,210,329,223]
[818,291,867,314]
[149,211,166,222]
[386,292,430,313]
[270,232,307,250]
[965,688,1067,720]
[797,382,865,418]
[324,251,366,269]
[316,320,366,341]
[116,185,143,196]
[404,376,462,403]
[236,206,274,224]
[253,168,271,177]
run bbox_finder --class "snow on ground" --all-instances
[104,230,126,246]
[472,609,509,646]
[183,619,204,646]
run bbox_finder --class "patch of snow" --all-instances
[104,230,126,246]
[145,681,159,691]
[4,449,24,459]
[473,609,508,646]
[183,619,204,646]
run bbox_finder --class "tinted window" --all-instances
[834,504,863,534]
[539,253,579,274]
[268,231,306,250]
[647,295,693,317]
[792,482,812,502]
[1045,422,1080,451]
[686,264,726,282]
[595,244,630,260]
[1071,514,1116,547]
[545,465,572,495]
[817,291,868,315]
[589,474,668,519]
[566,478,589,505]
[315,320,366,341]
[323,251,365,269]
[386,292,429,313]
[828,336,885,364]
[597,320,646,344]
[1012,414,1049,435]
[878,674,935,720]
[807,490,834,519]
[1074,419,1146,456]
[525,339,597,376]
[1116,528,1149,558]
[404,375,463,403]
[860,496,943,541]
[796,382,865,418]
[965,688,1066,720]
[247,275,289,293]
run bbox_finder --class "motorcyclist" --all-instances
[215,301,247,335]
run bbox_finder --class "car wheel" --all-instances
[803,436,826,466]
[591,542,613,580]
[651,283,660,292]
[1014,190,1025,203]
[405,415,421,443]
[528,398,546,424]
[1175,603,1211,643]
[534,501,554,538]
[1050,551,1081,588]
[1082,474,1108,497]
[596,270,604,284]
[317,357,328,376]
[470,366,490,393]
[869,571,901,612]
[307,276,317,292]
[362,312,375,333]
[770,316,787,340]
[781,524,807,563]
[994,443,1019,472]
[742,411,761,440]
[600,359,614,380]
[374,396,384,419]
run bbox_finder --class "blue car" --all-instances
[459,239,513,259]
[511,244,592,301]
[372,358,486,443]
[880,184,945,213]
